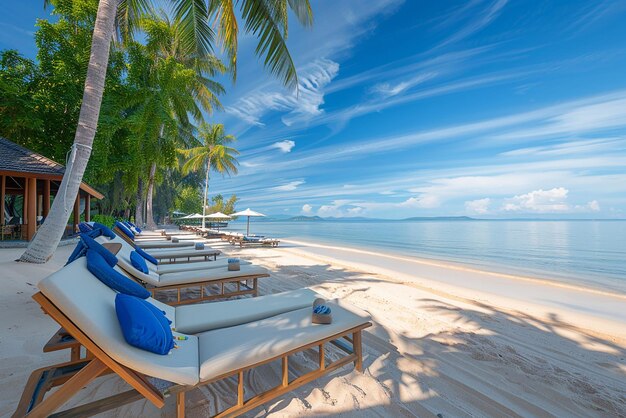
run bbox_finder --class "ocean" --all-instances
[227,219,626,294]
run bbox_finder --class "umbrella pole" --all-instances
[247,216,250,236]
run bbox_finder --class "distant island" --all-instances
[283,215,476,222]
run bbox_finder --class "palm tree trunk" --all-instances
[20,0,120,263]
[145,162,157,230]
[202,156,211,229]
[135,177,144,226]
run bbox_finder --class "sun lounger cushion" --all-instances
[135,245,158,265]
[130,250,149,274]
[157,265,269,287]
[115,294,175,355]
[197,302,370,381]
[39,258,200,385]
[67,234,118,267]
[115,221,135,240]
[92,222,116,239]
[79,223,93,233]
[175,288,320,334]
[87,250,150,299]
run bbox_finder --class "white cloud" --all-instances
[437,0,509,48]
[399,195,441,209]
[224,59,339,126]
[587,200,601,212]
[502,188,570,212]
[301,204,313,215]
[271,140,295,153]
[271,180,305,191]
[465,198,491,214]
[241,161,261,168]
[370,72,438,98]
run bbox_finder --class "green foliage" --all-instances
[91,214,116,227]
[174,186,203,214]
[207,193,238,215]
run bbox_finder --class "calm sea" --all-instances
[228,220,626,294]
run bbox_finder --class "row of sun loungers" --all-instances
[178,224,281,247]
[14,222,371,417]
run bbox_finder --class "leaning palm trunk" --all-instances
[201,155,211,229]
[20,0,120,263]
[145,162,158,230]
[135,177,144,226]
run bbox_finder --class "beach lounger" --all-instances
[15,259,370,418]
[97,239,269,304]
[100,234,221,263]
[230,234,280,247]
[113,224,198,249]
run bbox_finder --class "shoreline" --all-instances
[276,238,626,341]
[281,238,626,301]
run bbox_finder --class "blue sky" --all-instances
[3,1,626,219]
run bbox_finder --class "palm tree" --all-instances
[21,0,313,263]
[128,15,226,229]
[179,123,239,229]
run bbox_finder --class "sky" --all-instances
[3,1,626,219]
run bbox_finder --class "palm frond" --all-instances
[173,0,215,58]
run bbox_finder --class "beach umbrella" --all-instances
[204,212,232,231]
[231,208,266,235]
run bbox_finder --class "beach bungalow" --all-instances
[0,137,103,241]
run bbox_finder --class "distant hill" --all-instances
[403,216,474,221]
[288,215,324,221]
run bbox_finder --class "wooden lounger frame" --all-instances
[145,274,268,306]
[14,292,370,418]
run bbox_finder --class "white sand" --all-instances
[1,238,625,417]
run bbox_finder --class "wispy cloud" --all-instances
[271,140,295,153]
[436,0,509,49]
[224,59,339,126]
[271,180,305,191]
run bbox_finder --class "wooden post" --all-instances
[43,179,51,218]
[85,194,91,222]
[26,177,37,240]
[73,194,80,233]
[176,391,185,418]
[0,175,5,226]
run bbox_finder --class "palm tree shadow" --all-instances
[148,260,626,417]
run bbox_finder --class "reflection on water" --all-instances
[229,220,626,293]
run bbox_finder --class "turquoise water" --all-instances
[228,220,626,294]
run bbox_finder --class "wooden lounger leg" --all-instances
[176,392,185,418]
[26,358,108,418]
[353,331,363,372]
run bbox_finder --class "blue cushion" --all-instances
[81,235,118,267]
[66,234,118,267]
[130,250,149,274]
[86,250,150,299]
[115,221,135,240]
[91,222,116,239]
[78,223,94,233]
[115,294,174,355]
[66,240,87,265]
[135,246,158,265]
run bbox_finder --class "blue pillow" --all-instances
[92,222,116,239]
[115,221,135,240]
[66,240,87,265]
[130,250,149,274]
[135,246,158,265]
[66,234,117,266]
[78,223,94,233]
[115,294,174,355]
[86,250,150,299]
[144,300,173,326]
[81,235,118,267]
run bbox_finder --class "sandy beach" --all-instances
[1,238,625,417]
